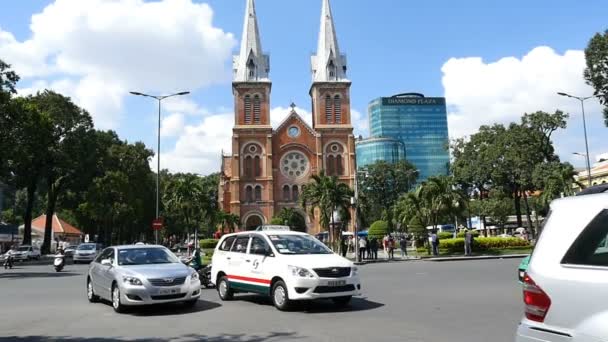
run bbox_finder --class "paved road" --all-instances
[0,259,523,342]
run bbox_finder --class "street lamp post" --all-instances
[352,169,369,263]
[130,91,190,244]
[556,92,604,187]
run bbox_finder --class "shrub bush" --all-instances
[200,239,219,249]
[439,237,530,254]
[368,220,389,239]
[456,230,481,238]
[438,232,454,240]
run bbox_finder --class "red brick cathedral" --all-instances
[218,0,356,234]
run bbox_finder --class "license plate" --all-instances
[159,288,180,295]
[327,280,346,287]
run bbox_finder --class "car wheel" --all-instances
[217,276,234,301]
[332,296,352,307]
[271,280,291,311]
[87,279,99,303]
[111,284,126,313]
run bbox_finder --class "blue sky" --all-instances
[1,0,607,174]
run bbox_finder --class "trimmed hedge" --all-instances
[368,220,389,238]
[456,230,481,238]
[439,237,530,253]
[437,232,454,240]
[200,239,219,249]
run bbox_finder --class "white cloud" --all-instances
[160,113,185,137]
[442,46,605,164]
[152,112,233,174]
[4,0,236,129]
[351,109,368,137]
[270,106,312,127]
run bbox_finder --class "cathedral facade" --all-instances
[218,0,356,234]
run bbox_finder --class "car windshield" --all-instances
[17,246,31,251]
[117,248,179,266]
[78,244,96,250]
[267,234,332,255]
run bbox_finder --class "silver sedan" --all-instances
[86,245,201,313]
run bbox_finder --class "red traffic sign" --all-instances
[152,218,164,231]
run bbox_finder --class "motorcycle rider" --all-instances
[54,247,66,271]
[186,248,203,271]
[3,247,15,269]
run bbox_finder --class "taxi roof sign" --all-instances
[255,225,290,232]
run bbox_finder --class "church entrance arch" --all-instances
[245,214,264,231]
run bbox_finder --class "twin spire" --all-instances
[233,0,348,83]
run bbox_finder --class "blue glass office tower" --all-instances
[359,93,449,181]
[355,137,406,168]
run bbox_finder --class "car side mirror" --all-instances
[265,249,274,257]
[101,259,112,266]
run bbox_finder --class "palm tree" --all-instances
[300,171,353,249]
[420,176,466,230]
[217,211,240,233]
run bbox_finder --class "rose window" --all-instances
[280,152,309,178]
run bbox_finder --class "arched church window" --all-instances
[245,186,253,203]
[328,60,336,79]
[336,155,343,176]
[326,155,335,175]
[283,185,291,202]
[254,156,261,177]
[255,185,262,201]
[334,95,342,123]
[244,156,253,178]
[253,95,261,124]
[244,95,252,124]
[292,185,300,202]
[325,95,332,123]
[247,59,255,80]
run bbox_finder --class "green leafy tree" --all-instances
[584,29,608,125]
[2,97,52,245]
[32,91,96,253]
[271,207,307,232]
[300,171,353,248]
[358,160,417,226]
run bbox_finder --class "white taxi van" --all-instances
[211,226,362,310]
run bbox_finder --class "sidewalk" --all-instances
[345,249,528,264]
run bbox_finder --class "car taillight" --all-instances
[523,273,551,322]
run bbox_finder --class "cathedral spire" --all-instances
[233,0,270,82]
[311,0,348,83]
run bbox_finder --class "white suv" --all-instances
[211,229,362,310]
[11,245,41,261]
[516,186,608,342]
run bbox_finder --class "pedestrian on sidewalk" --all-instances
[364,236,370,260]
[383,234,390,259]
[358,236,367,261]
[431,231,439,256]
[388,236,395,260]
[399,235,408,259]
[464,229,474,256]
[340,236,347,258]
[370,237,379,260]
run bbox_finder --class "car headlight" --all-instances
[352,267,359,276]
[122,276,143,286]
[288,265,314,278]
[191,271,199,282]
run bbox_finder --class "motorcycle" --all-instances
[198,265,214,289]
[181,257,214,288]
[3,254,14,269]
[54,254,65,272]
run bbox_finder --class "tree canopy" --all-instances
[584,29,608,126]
